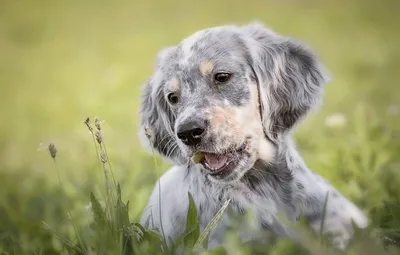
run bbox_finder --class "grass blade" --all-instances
[184,192,200,249]
[90,192,107,227]
[193,199,231,250]
[319,191,329,237]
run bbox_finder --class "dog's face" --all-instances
[139,22,327,183]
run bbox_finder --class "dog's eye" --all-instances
[214,73,231,83]
[167,92,179,104]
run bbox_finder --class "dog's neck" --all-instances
[242,137,297,204]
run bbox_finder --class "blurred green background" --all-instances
[0,0,399,253]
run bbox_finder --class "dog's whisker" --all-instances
[156,134,176,153]
[162,138,176,153]
[154,133,173,150]
[166,143,179,160]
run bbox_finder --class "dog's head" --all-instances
[139,22,328,183]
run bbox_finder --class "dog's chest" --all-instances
[191,181,291,240]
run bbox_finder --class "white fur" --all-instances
[139,22,369,252]
[140,137,368,251]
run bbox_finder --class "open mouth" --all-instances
[196,143,247,179]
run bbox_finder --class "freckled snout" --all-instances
[176,119,207,146]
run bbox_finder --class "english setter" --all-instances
[138,22,368,251]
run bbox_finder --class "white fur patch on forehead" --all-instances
[179,29,208,64]
[178,25,244,66]
[241,21,278,39]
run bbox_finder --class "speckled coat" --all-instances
[138,22,368,251]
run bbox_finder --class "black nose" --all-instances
[177,120,206,146]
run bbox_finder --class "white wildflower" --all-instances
[387,105,399,116]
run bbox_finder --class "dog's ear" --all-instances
[242,22,329,140]
[138,46,186,165]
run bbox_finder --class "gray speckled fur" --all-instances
[138,22,368,251]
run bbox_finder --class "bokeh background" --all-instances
[0,0,399,253]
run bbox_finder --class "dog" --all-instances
[138,22,368,251]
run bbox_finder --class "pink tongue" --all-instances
[204,154,228,170]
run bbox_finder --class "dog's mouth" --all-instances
[196,143,247,179]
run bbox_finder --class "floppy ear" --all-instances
[242,22,329,141]
[138,46,186,165]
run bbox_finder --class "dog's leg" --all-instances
[292,166,368,250]
[280,139,368,250]
[139,166,191,249]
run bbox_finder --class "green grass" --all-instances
[0,0,399,254]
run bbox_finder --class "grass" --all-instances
[0,0,399,254]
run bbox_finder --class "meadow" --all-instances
[0,0,399,254]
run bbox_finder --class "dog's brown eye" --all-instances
[214,73,231,83]
[167,93,179,104]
